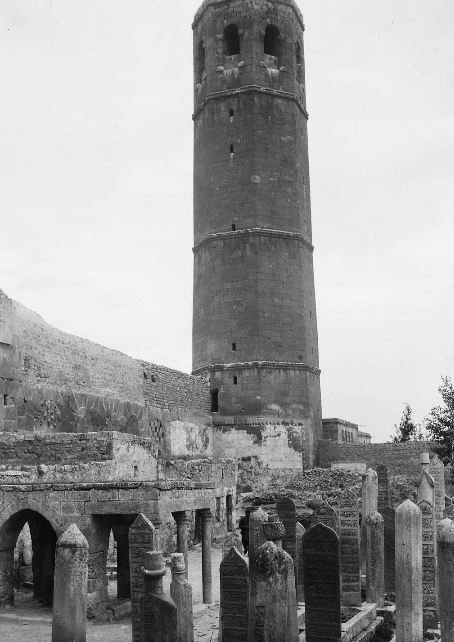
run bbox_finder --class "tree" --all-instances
[392,403,422,443]
[425,376,454,464]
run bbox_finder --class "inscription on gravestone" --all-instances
[276,497,298,584]
[220,547,249,642]
[376,464,391,514]
[339,490,361,606]
[429,454,445,523]
[303,523,341,642]
[129,514,156,642]
[314,502,339,534]
[418,500,438,628]
[382,506,395,593]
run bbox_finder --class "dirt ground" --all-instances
[0,545,223,641]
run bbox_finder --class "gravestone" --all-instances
[313,502,339,534]
[222,531,244,559]
[361,468,378,573]
[437,519,454,641]
[219,547,249,642]
[417,470,435,505]
[395,500,423,642]
[376,464,391,514]
[249,541,298,642]
[382,506,395,593]
[52,524,88,642]
[248,507,268,567]
[129,514,156,642]
[366,512,384,606]
[141,551,177,642]
[170,553,193,642]
[339,489,361,606]
[296,522,305,603]
[303,523,341,642]
[429,454,446,523]
[417,500,438,630]
[276,498,298,584]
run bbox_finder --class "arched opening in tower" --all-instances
[264,24,280,58]
[223,24,240,56]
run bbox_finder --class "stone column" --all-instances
[141,551,177,642]
[129,514,157,642]
[173,511,192,579]
[366,512,384,606]
[296,522,305,603]
[52,524,89,642]
[170,553,193,642]
[361,468,378,573]
[395,500,423,642]
[437,518,454,641]
[200,509,212,604]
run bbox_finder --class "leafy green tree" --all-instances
[425,376,454,463]
[392,403,419,443]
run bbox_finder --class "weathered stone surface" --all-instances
[276,497,298,582]
[249,541,298,642]
[361,468,378,574]
[129,514,156,642]
[417,469,435,505]
[296,522,305,603]
[219,547,248,642]
[200,508,213,604]
[248,507,268,568]
[429,454,445,523]
[141,551,177,642]
[417,499,438,630]
[376,464,391,514]
[222,531,244,559]
[382,505,395,593]
[437,518,454,642]
[395,500,423,642]
[366,512,384,606]
[339,489,361,606]
[170,553,193,642]
[52,524,88,642]
[173,511,192,579]
[303,523,341,642]
[263,511,285,549]
[313,502,339,534]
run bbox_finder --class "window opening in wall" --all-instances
[296,41,302,65]
[233,376,238,385]
[264,25,280,57]
[221,468,225,479]
[230,144,234,154]
[232,224,236,231]
[211,388,219,412]
[133,465,138,478]
[226,494,233,532]
[223,24,240,56]
[197,40,206,83]
[229,108,234,118]
[232,342,236,351]
[3,394,7,406]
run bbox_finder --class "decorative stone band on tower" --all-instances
[192,0,322,468]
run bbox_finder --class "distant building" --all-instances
[322,418,371,445]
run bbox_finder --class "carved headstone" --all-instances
[366,512,384,606]
[249,541,298,642]
[52,524,88,642]
[296,522,305,603]
[360,468,378,573]
[303,523,341,642]
[313,502,339,534]
[141,551,177,642]
[129,514,156,642]
[339,489,361,606]
[276,497,298,583]
[170,553,193,642]
[417,500,438,630]
[248,507,268,567]
[376,464,391,514]
[429,454,446,523]
[437,518,454,641]
[395,500,423,642]
[222,531,244,559]
[219,547,249,642]
[382,505,396,593]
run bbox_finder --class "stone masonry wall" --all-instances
[318,439,435,476]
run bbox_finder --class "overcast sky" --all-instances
[1,0,453,442]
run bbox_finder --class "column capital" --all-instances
[173,510,192,525]
[200,508,213,522]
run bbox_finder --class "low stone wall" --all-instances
[318,440,435,477]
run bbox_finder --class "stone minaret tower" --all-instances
[192,0,322,467]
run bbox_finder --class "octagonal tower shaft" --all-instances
[192,0,321,432]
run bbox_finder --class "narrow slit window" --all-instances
[211,388,219,412]
[264,25,280,57]
[230,144,234,154]
[224,24,240,56]
[231,224,236,231]
[229,108,234,118]
[197,40,206,82]
[232,342,236,351]
[233,376,238,385]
